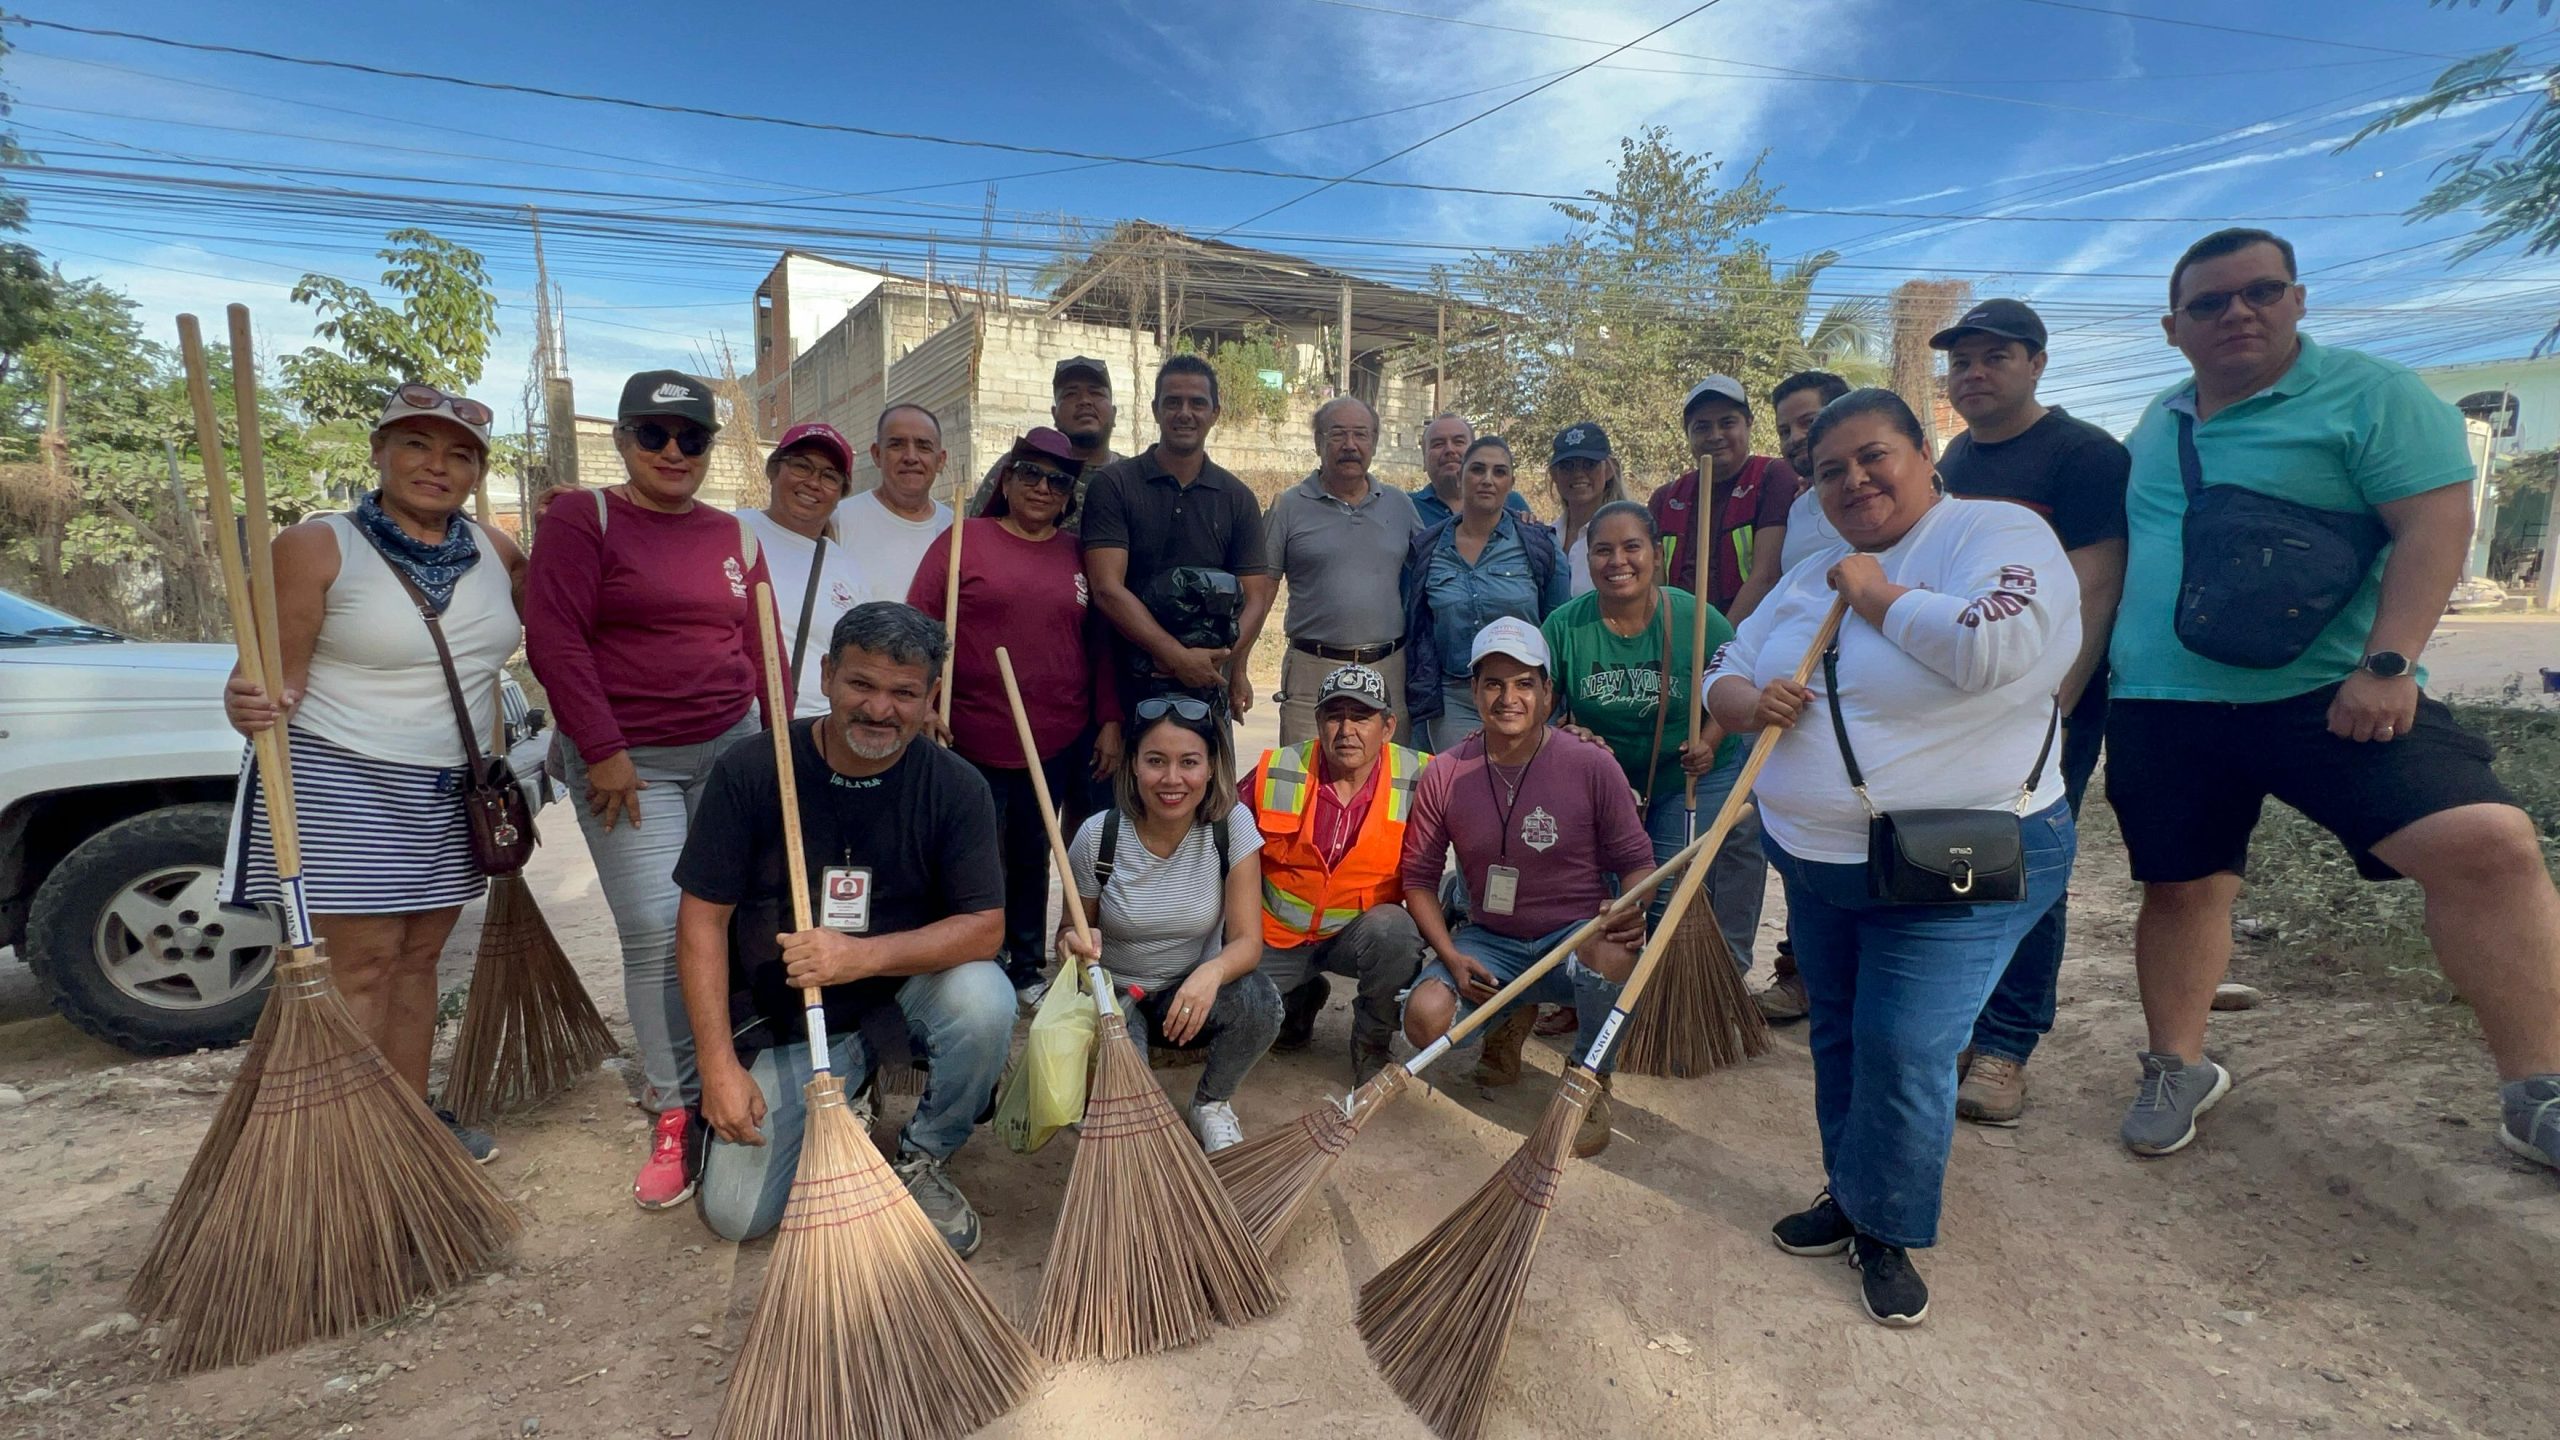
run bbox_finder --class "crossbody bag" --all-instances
[1824,635,2054,905]
[2171,409,2388,670]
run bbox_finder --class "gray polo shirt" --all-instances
[1264,471,1421,648]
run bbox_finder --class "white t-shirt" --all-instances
[832,489,953,606]
[738,509,869,718]
[1068,802,1262,990]
[1704,498,2079,864]
[1549,517,1597,597]
[1778,484,1844,575]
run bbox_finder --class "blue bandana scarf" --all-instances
[353,491,480,615]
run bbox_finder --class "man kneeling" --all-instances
[672,602,1012,1256]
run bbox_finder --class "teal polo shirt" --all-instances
[2110,334,2473,703]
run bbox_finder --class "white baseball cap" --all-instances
[1468,616,1550,674]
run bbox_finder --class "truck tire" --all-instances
[24,803,277,1055]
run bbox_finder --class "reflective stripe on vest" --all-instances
[1257,742,1422,944]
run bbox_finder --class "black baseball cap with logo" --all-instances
[617,369,721,430]
[1929,298,2048,353]
[1551,422,1613,463]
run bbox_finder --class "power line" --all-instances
[1998,0,2467,61]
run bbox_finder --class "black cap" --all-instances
[1930,298,2047,352]
[1053,355,1111,387]
[617,370,721,430]
[1551,422,1612,463]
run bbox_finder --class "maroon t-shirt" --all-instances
[1647,455,1798,610]
[1398,729,1654,940]
[907,518,1118,768]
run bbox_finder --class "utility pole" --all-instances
[529,206,580,533]
[1434,301,1448,414]
[1338,280,1354,397]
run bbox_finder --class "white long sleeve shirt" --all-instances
[1704,497,2080,864]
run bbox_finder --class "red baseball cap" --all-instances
[773,421,854,476]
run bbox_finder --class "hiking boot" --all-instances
[1190,1098,1245,1153]
[633,1106,698,1210]
[1533,1004,1579,1038]
[2121,1051,2232,1157]
[436,1108,498,1165]
[1473,1004,1535,1087]
[1756,971,1809,1023]
[1274,975,1330,1053]
[1351,1035,1394,1089]
[1956,1054,2028,1127]
[2500,1076,2560,1170]
[1572,1075,1615,1159]
[894,1148,983,1258]
[1852,1234,1929,1327]
[1771,1189,1854,1256]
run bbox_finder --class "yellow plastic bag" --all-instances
[992,968,1105,1154]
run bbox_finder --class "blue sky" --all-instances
[10,0,2559,438]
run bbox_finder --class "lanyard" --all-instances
[1482,728,1547,859]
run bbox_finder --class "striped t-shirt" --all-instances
[1069,802,1262,990]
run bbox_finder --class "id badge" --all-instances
[1482,864,1521,917]
[820,866,873,934]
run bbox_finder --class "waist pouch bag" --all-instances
[1142,566,1242,652]
[2172,409,2388,670]
[1824,635,2053,905]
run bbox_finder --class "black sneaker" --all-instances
[1273,975,1330,1053]
[1770,1190,1853,1256]
[435,1108,498,1166]
[1852,1234,1928,1328]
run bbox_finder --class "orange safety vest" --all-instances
[1254,740,1423,949]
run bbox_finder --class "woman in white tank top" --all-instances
[219,385,525,1163]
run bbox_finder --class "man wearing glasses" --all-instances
[1264,395,1425,745]
[2106,227,2560,1174]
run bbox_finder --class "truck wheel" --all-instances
[24,803,277,1055]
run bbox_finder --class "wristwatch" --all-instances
[2359,650,2412,679]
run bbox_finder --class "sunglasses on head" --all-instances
[393,382,494,428]
[1135,695,1213,724]
[1012,462,1075,492]
[2175,278,2294,324]
[624,419,713,457]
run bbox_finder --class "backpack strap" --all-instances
[593,487,607,531]
[1097,808,1120,890]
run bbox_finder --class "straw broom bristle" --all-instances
[147,952,521,1373]
[1614,894,1773,1077]
[441,874,619,1124]
[1355,1069,1595,1440]
[1209,1062,1409,1256]
[714,1078,1040,1440]
[1032,1011,1281,1361]
[126,991,279,1316]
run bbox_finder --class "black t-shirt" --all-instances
[1937,407,2131,553]
[672,721,1003,1054]
[1078,445,1270,680]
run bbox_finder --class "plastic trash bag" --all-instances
[992,966,1107,1154]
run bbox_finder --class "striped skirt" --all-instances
[223,727,487,917]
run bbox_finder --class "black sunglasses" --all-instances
[624,420,713,457]
[1135,695,1213,724]
[1012,462,1076,492]
[2176,278,2294,324]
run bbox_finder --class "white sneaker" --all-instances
[1190,1098,1244,1153]
[1015,978,1051,1016]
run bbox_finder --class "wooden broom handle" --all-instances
[994,648,1098,956]
[752,584,818,941]
[1682,472,1713,811]
[1578,594,1848,1072]
[938,505,964,728]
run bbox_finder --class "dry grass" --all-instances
[1031,1012,1281,1361]
[713,1079,1040,1440]
[1208,1062,1409,1256]
[440,875,620,1124]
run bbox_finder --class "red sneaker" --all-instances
[633,1107,697,1210]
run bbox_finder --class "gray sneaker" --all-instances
[2500,1077,2560,1171]
[894,1148,982,1258]
[2121,1052,2231,1157]
[436,1108,498,1165]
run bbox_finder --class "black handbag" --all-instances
[1824,637,2053,905]
[2172,408,2388,670]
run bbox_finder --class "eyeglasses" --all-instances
[777,452,847,485]
[623,420,713,457]
[1011,463,1076,492]
[2176,279,2294,323]
[393,383,494,428]
[1134,695,1214,724]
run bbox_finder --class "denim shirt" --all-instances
[1424,517,1569,674]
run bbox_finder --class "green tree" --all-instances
[0,15,60,412]
[282,228,500,423]
[2346,1,2560,350]
[1445,129,1796,489]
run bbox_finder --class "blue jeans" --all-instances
[1771,800,2077,1249]
[1643,760,1762,971]
[559,714,760,1112]
[1407,921,1627,1075]
[1968,708,2105,1064]
[696,959,1015,1242]
[1420,685,1482,755]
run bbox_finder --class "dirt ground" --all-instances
[7,642,2560,1438]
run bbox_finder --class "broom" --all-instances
[1355,598,1846,1440]
[996,648,1281,1362]
[713,586,1040,1440]
[442,680,618,1124]
[136,308,521,1373]
[1209,819,1730,1259]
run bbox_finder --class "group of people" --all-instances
[216,225,2560,1334]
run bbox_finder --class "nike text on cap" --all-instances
[1468,615,1551,674]
[1682,374,1751,421]
[617,369,721,430]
